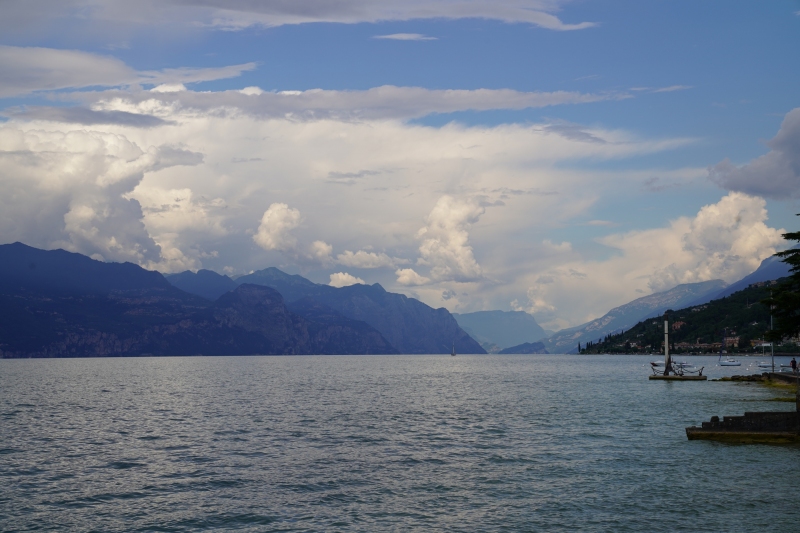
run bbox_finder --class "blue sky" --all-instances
[1,1,799,329]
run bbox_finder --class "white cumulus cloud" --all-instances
[329,272,365,288]
[417,195,485,282]
[310,240,334,263]
[511,193,785,329]
[253,203,301,251]
[395,268,432,286]
[337,250,397,269]
[0,126,202,269]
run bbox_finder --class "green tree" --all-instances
[765,215,800,342]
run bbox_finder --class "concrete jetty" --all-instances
[686,411,800,443]
[686,372,800,443]
[767,371,799,385]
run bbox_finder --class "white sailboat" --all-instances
[451,342,456,357]
[717,328,741,366]
[717,328,742,366]
[756,342,773,369]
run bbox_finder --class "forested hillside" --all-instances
[580,279,799,355]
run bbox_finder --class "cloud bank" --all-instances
[0,80,780,328]
[709,108,800,200]
[0,45,256,98]
[511,193,785,329]
[374,33,437,41]
[71,85,628,123]
[0,1,595,34]
[0,127,203,269]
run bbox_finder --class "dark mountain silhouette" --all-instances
[165,269,238,300]
[0,244,397,357]
[172,285,396,355]
[232,268,485,354]
[287,298,398,355]
[0,241,170,293]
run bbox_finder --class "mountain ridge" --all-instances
[542,279,727,354]
[228,267,485,354]
[0,244,397,357]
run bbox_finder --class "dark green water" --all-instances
[1,354,798,532]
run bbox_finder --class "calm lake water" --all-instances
[2,354,799,532]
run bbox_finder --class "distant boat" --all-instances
[757,361,773,369]
[451,342,456,357]
[718,354,741,366]
[717,328,740,366]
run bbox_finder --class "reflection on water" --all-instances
[1,354,798,532]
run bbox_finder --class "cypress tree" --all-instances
[765,214,800,342]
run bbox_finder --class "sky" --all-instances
[1,0,799,330]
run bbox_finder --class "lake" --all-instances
[1,354,798,532]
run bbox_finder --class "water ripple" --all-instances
[1,354,799,532]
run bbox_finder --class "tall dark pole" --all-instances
[664,319,671,376]
[771,289,775,373]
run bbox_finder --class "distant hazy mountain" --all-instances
[233,267,485,354]
[452,310,547,351]
[0,244,396,357]
[685,253,792,307]
[498,341,548,354]
[235,267,318,301]
[542,279,727,354]
[165,269,238,300]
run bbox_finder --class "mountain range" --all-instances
[185,252,788,356]
[168,266,484,355]
[538,252,793,353]
[688,253,792,304]
[582,279,790,354]
[0,243,479,357]
[3,240,790,358]
[541,279,728,354]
